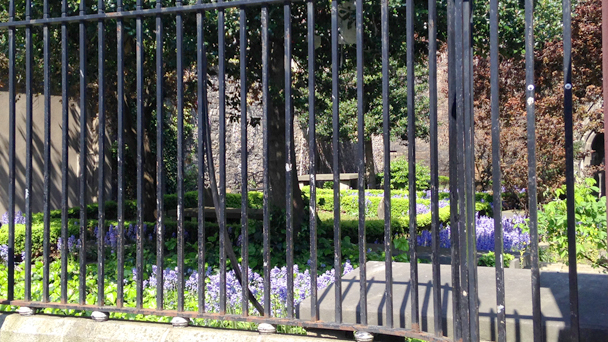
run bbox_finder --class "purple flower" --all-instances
[0,245,8,262]
[1,211,26,225]
[57,235,81,254]
[142,259,355,317]
[416,214,530,252]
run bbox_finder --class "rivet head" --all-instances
[527,97,534,106]
[258,323,277,335]
[565,83,572,90]
[91,311,109,322]
[527,84,534,91]
[17,307,36,316]
[171,316,189,327]
[355,331,374,342]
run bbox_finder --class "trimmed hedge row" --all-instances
[164,191,263,211]
[33,187,469,224]
[303,187,493,218]
[25,191,265,223]
[0,217,243,255]
[0,220,80,255]
[3,188,492,254]
[317,205,452,242]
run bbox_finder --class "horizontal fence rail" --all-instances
[0,0,592,341]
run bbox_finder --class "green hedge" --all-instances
[161,191,264,211]
[40,186,485,223]
[303,186,489,218]
[394,206,451,231]
[5,187,486,254]
[0,220,80,255]
[376,158,431,190]
[0,217,243,256]
[318,205,451,242]
[26,191,265,224]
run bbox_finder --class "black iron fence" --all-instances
[0,0,592,341]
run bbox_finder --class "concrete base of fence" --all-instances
[0,313,339,342]
[297,261,608,342]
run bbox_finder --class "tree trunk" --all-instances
[365,139,377,189]
[122,97,157,222]
[142,112,157,223]
[268,35,305,228]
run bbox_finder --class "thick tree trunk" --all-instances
[122,97,157,222]
[268,35,305,228]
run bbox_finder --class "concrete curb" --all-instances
[0,313,343,342]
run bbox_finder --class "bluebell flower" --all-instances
[1,211,26,225]
[0,245,8,262]
[416,214,530,252]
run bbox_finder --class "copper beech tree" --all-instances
[473,0,602,207]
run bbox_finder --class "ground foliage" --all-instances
[538,178,607,270]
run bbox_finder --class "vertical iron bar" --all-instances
[490,0,506,338]
[60,0,69,305]
[463,0,479,339]
[355,0,367,326]
[218,0,227,315]
[176,0,185,313]
[285,0,295,320]
[24,0,33,302]
[454,0,471,337]
[307,0,318,322]
[261,4,271,317]
[78,0,88,306]
[240,5,249,317]
[524,0,541,337]
[136,0,144,310]
[406,0,419,330]
[97,0,106,307]
[562,0,580,339]
[116,0,125,309]
[429,0,442,335]
[447,0,462,336]
[331,0,342,324]
[603,0,608,276]
[155,0,164,311]
[7,0,15,302]
[43,0,52,304]
[381,0,393,329]
[196,0,206,314]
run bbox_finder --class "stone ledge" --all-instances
[0,313,339,342]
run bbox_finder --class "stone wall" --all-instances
[0,92,104,216]
[200,77,362,193]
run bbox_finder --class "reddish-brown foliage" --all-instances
[474,0,603,207]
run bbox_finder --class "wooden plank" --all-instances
[298,173,359,182]
[166,207,263,220]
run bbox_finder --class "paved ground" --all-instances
[540,262,605,274]
[297,261,608,342]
